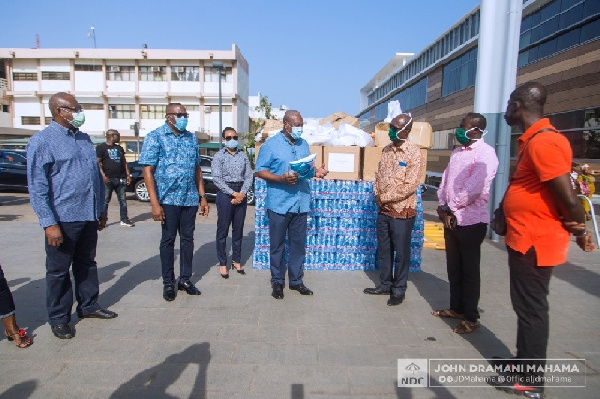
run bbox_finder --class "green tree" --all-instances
[242,95,276,168]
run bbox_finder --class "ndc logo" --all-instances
[398,359,428,387]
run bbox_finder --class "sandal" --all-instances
[431,309,465,319]
[5,328,32,348]
[453,320,480,334]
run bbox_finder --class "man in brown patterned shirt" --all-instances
[364,113,425,306]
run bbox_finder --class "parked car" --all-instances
[127,155,255,205]
[0,150,28,191]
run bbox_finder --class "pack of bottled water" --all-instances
[253,178,424,272]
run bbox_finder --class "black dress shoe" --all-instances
[178,280,201,295]
[271,283,284,299]
[289,283,313,295]
[363,286,390,295]
[78,308,118,319]
[163,284,177,301]
[387,294,405,306]
[51,323,74,339]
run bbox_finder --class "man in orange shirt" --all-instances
[495,82,596,398]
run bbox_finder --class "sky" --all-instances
[0,0,480,118]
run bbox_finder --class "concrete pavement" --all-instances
[0,191,599,398]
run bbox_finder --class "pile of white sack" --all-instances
[263,117,375,147]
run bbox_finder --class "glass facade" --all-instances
[442,47,478,97]
[518,0,600,67]
[367,10,480,107]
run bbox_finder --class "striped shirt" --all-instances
[138,123,201,206]
[374,140,425,218]
[27,121,105,228]
[437,139,499,226]
[211,148,253,195]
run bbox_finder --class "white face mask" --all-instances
[467,127,487,141]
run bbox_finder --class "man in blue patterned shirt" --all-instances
[27,92,117,340]
[139,103,209,301]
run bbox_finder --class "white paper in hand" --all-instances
[289,153,317,180]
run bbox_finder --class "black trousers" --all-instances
[508,245,554,380]
[216,183,247,266]
[376,214,415,296]
[443,222,487,322]
[0,262,16,319]
[45,221,101,325]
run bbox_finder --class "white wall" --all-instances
[171,81,201,93]
[74,71,104,92]
[139,81,168,93]
[13,81,39,91]
[106,81,135,92]
[13,98,41,128]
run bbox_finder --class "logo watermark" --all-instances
[397,358,586,388]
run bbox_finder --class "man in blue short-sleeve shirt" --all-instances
[255,110,328,299]
[139,103,209,301]
[27,92,117,340]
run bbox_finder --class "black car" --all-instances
[127,155,255,205]
[0,150,28,191]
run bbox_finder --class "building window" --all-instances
[204,105,233,112]
[44,117,52,125]
[140,104,166,119]
[74,64,102,71]
[185,105,199,111]
[171,66,200,81]
[80,103,104,110]
[109,104,135,119]
[13,72,37,81]
[21,116,41,125]
[442,47,478,97]
[106,66,135,81]
[518,0,600,67]
[204,67,233,83]
[139,66,166,81]
[1,105,8,113]
[41,72,70,80]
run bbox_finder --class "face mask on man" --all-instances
[455,127,487,145]
[224,139,238,149]
[174,117,188,131]
[290,127,303,140]
[68,111,86,129]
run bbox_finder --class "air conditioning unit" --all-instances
[172,66,184,73]
[204,106,211,112]
[109,66,120,72]
[151,66,161,72]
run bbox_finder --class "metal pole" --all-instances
[474,0,522,240]
[218,68,223,149]
[91,26,96,48]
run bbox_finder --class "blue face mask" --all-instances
[290,127,303,140]
[224,139,238,149]
[174,117,188,131]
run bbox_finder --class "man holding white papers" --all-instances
[255,110,328,299]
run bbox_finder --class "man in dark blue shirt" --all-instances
[27,92,118,340]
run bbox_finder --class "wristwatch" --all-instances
[199,194,206,200]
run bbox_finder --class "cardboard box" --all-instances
[309,145,324,170]
[362,146,383,182]
[362,147,428,184]
[254,141,263,164]
[263,119,283,135]
[323,145,361,180]
[319,112,359,129]
[374,121,433,149]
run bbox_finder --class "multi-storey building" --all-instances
[0,45,249,144]
[359,0,600,171]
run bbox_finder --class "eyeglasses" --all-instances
[59,106,83,113]
[225,136,238,141]
[167,112,189,118]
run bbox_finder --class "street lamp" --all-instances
[212,61,225,149]
[88,25,97,48]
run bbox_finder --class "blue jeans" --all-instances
[45,221,101,325]
[160,204,198,285]
[105,178,129,222]
[267,210,307,287]
[216,185,247,266]
[376,214,415,296]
